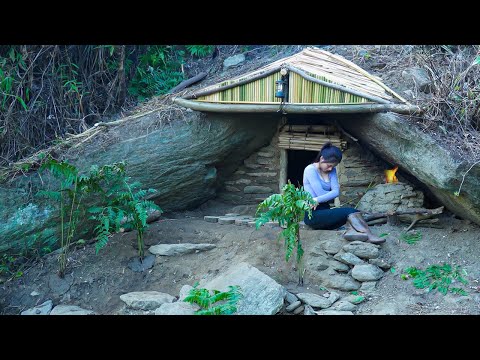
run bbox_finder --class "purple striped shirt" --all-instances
[303,163,340,203]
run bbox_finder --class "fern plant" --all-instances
[400,231,422,245]
[183,282,243,315]
[128,45,184,100]
[185,45,215,58]
[88,174,161,260]
[402,263,469,296]
[255,180,316,285]
[37,158,126,277]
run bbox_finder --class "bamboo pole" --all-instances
[174,98,424,115]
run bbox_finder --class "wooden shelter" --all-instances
[174,47,421,206]
[174,47,420,114]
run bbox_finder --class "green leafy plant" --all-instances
[183,282,243,315]
[402,263,469,296]
[400,231,422,244]
[128,45,184,100]
[0,253,23,279]
[185,45,215,58]
[88,172,161,260]
[37,157,126,277]
[255,180,316,285]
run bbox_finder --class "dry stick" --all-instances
[456,160,480,196]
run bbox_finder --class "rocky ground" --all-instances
[1,199,479,315]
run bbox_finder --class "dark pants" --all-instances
[303,203,359,230]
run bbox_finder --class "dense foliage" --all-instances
[0,45,214,167]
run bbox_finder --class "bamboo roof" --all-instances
[183,47,408,104]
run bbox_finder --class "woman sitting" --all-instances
[302,142,384,244]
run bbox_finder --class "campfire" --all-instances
[384,166,398,183]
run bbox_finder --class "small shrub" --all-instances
[402,263,468,296]
[400,231,422,245]
[255,180,316,285]
[183,282,243,315]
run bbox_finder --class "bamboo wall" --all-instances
[288,72,369,104]
[197,72,370,104]
[197,73,283,103]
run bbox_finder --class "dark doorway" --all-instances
[287,150,317,188]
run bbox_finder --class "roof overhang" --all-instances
[174,97,423,115]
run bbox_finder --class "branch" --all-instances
[362,206,444,231]
[362,206,444,221]
[168,71,208,94]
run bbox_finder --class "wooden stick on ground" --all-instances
[362,206,444,231]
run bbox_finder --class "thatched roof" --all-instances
[182,47,408,105]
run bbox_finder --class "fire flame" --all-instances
[385,166,398,183]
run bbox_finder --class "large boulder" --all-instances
[341,112,480,226]
[0,109,279,253]
[200,262,286,315]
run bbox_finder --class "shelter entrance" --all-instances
[286,150,316,188]
[278,121,345,207]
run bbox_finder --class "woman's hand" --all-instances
[310,200,318,210]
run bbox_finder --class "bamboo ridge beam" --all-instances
[174,98,424,115]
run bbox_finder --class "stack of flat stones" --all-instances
[204,213,312,229]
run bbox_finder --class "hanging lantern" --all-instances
[275,79,286,98]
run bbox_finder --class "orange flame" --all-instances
[384,166,398,183]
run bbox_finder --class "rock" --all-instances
[334,252,365,266]
[0,111,279,254]
[316,271,362,291]
[286,301,302,312]
[359,281,377,294]
[296,293,336,309]
[320,240,346,255]
[127,254,156,272]
[293,305,305,315]
[284,291,298,305]
[402,67,432,93]
[21,300,53,315]
[351,264,384,282]
[315,310,354,315]
[223,54,246,69]
[200,262,285,315]
[204,216,220,223]
[341,112,480,226]
[120,291,175,310]
[243,186,273,194]
[178,285,194,301]
[343,241,379,259]
[330,300,357,312]
[303,304,316,315]
[50,305,96,315]
[149,243,216,256]
[154,302,199,315]
[30,291,40,297]
[369,258,392,269]
[218,217,237,224]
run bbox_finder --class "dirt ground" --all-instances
[1,199,480,315]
